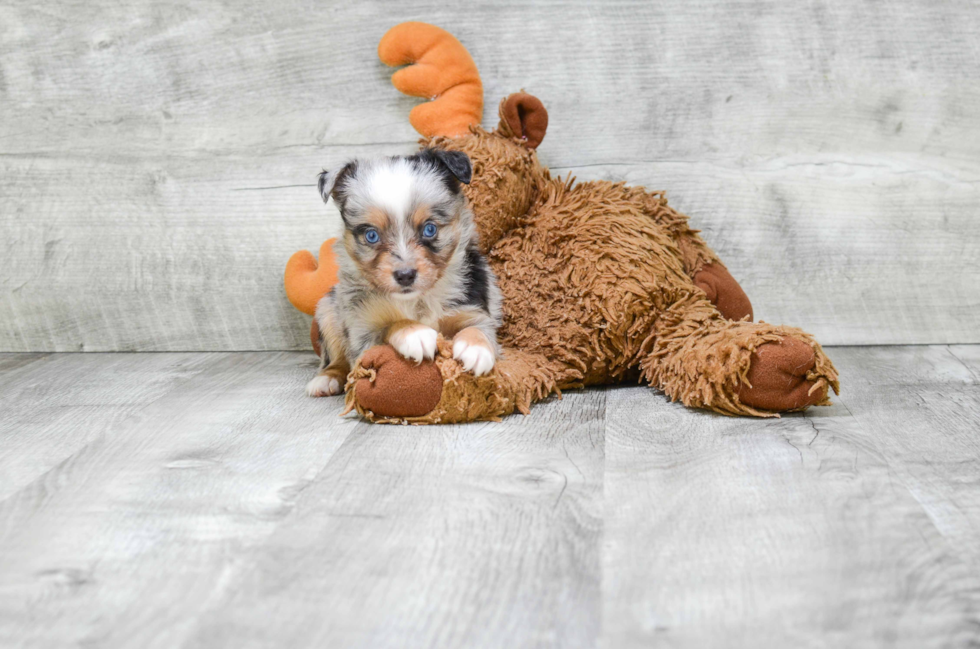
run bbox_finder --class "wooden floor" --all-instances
[1,345,978,648]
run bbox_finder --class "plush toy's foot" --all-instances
[693,263,753,322]
[344,340,563,424]
[737,338,828,412]
[639,295,839,417]
[348,345,443,418]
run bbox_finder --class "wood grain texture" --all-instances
[0,347,978,646]
[603,344,980,647]
[0,352,218,501]
[1,1,978,350]
[186,390,606,649]
[0,351,361,648]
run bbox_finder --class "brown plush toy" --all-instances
[288,22,839,423]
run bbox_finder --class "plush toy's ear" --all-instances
[499,92,548,149]
[430,148,472,184]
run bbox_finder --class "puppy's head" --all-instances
[319,149,473,298]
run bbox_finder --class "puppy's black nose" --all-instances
[394,269,417,287]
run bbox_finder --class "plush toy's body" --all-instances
[286,22,839,423]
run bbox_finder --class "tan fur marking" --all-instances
[360,299,407,332]
[454,326,492,349]
[411,204,431,228]
[384,319,425,342]
[318,361,350,384]
[366,248,396,290]
[365,207,390,230]
[321,314,348,364]
[439,311,485,338]
[343,230,358,258]
[414,246,443,282]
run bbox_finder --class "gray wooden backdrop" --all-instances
[2,0,978,352]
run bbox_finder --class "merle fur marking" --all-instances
[451,245,492,312]
[409,149,472,194]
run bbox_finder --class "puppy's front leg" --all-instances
[385,320,438,363]
[451,321,497,376]
[307,295,351,397]
[307,357,350,397]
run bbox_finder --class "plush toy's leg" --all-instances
[638,189,754,322]
[638,295,838,416]
[344,340,563,424]
[692,262,753,322]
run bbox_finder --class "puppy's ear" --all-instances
[430,149,472,185]
[318,161,358,204]
[317,170,336,204]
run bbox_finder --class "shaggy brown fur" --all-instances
[340,94,839,423]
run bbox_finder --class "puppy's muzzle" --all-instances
[394,268,417,287]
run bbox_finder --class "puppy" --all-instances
[306,148,502,397]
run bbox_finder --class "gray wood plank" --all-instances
[602,346,980,647]
[0,352,220,501]
[0,352,360,649]
[185,390,606,649]
[2,0,979,350]
[0,353,49,374]
[947,344,980,381]
[829,345,980,576]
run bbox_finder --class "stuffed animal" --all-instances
[285,21,839,423]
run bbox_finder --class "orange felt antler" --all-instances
[378,22,483,138]
[284,238,339,316]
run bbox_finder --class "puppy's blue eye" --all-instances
[422,222,437,239]
[364,228,380,244]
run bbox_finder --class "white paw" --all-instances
[306,374,342,397]
[453,339,496,376]
[390,325,438,363]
